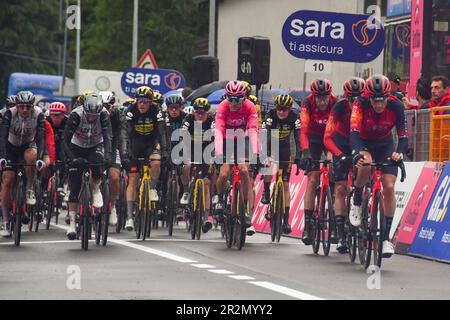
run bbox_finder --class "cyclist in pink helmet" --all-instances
[214,80,259,236]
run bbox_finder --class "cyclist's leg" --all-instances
[216,163,230,212]
[67,163,82,240]
[302,138,322,244]
[24,145,37,206]
[88,144,104,208]
[1,170,15,235]
[262,160,273,205]
[202,172,213,233]
[125,163,139,230]
[281,161,292,233]
[149,152,161,200]
[374,137,398,256]
[180,163,191,204]
[109,165,120,225]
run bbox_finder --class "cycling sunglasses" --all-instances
[276,106,290,112]
[17,104,33,110]
[167,104,182,110]
[137,98,151,104]
[371,96,389,102]
[194,109,206,115]
[227,96,244,104]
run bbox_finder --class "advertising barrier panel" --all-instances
[252,165,308,237]
[396,162,443,254]
[409,162,450,262]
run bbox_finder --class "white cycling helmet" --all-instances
[98,91,116,105]
[183,105,194,114]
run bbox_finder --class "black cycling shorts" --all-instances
[332,132,352,182]
[307,135,327,173]
[4,141,37,170]
[362,135,398,177]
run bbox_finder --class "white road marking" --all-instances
[228,275,255,280]
[208,269,234,275]
[109,238,198,264]
[191,264,216,269]
[49,222,324,300]
[248,281,324,300]
[0,240,74,245]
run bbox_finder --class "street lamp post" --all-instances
[132,0,139,66]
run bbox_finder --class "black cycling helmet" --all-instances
[153,92,163,105]
[310,79,332,96]
[343,77,365,98]
[165,95,184,107]
[365,74,391,101]
[135,86,154,100]
[83,94,103,115]
[16,91,35,105]
[192,98,211,112]
[274,94,294,109]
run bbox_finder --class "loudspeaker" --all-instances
[191,55,219,89]
[237,36,270,85]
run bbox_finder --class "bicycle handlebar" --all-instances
[361,160,407,182]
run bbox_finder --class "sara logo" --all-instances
[282,10,385,63]
[164,73,182,90]
[352,19,379,46]
[121,67,186,97]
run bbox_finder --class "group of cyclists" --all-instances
[0,73,407,258]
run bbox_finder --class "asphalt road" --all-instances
[1,215,450,300]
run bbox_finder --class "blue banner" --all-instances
[281,10,385,63]
[387,0,412,18]
[121,68,186,97]
[409,163,450,262]
[8,73,62,96]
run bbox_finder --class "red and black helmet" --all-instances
[343,77,365,98]
[310,79,332,96]
[365,75,391,100]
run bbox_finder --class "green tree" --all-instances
[0,0,63,98]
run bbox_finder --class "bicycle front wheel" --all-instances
[275,183,284,243]
[234,183,246,251]
[373,190,384,269]
[322,186,334,256]
[195,182,203,241]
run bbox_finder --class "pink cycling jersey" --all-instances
[214,98,259,155]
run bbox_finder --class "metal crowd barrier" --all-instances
[430,106,450,162]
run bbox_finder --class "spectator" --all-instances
[429,75,450,114]
[389,73,405,100]
[403,78,432,110]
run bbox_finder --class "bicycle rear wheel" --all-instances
[275,184,284,243]
[167,176,177,236]
[322,186,333,256]
[81,206,90,251]
[13,178,24,246]
[116,178,126,233]
[195,182,203,241]
[234,183,246,250]
[34,180,43,233]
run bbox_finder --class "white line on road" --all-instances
[208,269,234,275]
[191,264,216,269]
[228,275,256,280]
[0,240,74,245]
[109,238,198,264]
[249,281,324,300]
[50,223,325,300]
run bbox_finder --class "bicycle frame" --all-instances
[230,165,242,217]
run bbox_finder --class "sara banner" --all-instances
[121,68,186,97]
[281,10,385,63]
[408,162,450,262]
[252,164,308,238]
[395,162,443,254]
